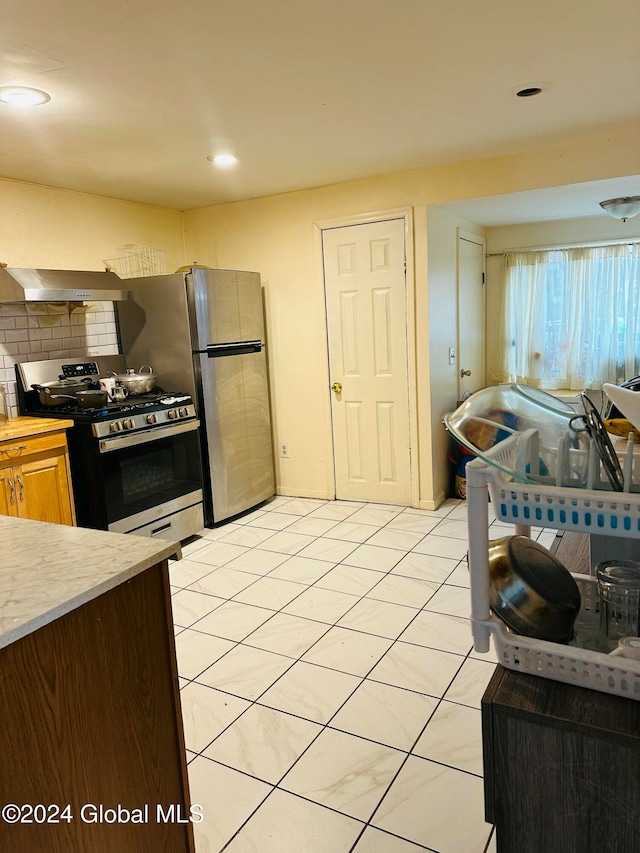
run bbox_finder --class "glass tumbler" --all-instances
[597,560,640,652]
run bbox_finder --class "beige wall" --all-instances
[0,176,185,418]
[183,192,336,499]
[0,177,184,272]
[426,207,485,506]
[2,118,639,506]
[183,119,640,506]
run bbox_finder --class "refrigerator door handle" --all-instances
[203,341,262,357]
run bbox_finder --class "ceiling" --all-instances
[2,0,640,212]
[438,176,640,227]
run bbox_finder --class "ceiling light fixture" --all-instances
[0,86,51,106]
[207,154,238,168]
[512,81,551,99]
[599,197,640,222]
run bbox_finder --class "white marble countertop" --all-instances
[0,516,181,650]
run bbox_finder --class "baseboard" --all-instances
[418,491,447,511]
[274,487,334,500]
[273,488,452,508]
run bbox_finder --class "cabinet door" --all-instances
[0,562,195,852]
[16,452,74,525]
[0,466,19,517]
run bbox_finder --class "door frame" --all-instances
[456,228,487,399]
[313,207,418,507]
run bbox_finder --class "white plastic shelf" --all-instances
[490,481,640,537]
[467,454,640,701]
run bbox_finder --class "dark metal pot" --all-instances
[32,379,94,407]
[70,389,110,408]
[488,535,581,644]
[39,390,108,408]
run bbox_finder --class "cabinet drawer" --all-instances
[0,430,68,461]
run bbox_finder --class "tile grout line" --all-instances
[185,616,478,841]
[178,497,497,851]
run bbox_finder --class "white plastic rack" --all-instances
[467,432,640,700]
[476,425,640,493]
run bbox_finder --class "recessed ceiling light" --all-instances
[207,154,238,168]
[512,81,552,99]
[0,86,51,106]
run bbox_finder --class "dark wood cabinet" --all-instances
[0,560,194,853]
[482,666,640,853]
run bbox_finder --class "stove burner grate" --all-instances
[22,388,195,421]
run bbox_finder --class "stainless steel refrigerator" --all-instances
[117,267,275,525]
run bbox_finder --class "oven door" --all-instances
[97,420,203,535]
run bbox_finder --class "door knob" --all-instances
[460,369,472,378]
[331,382,343,394]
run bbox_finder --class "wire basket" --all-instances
[104,244,166,279]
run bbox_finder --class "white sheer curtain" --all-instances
[502,243,640,390]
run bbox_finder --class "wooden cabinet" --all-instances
[0,465,14,517]
[1,557,194,852]
[0,418,75,525]
[482,666,640,853]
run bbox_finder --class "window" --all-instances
[502,244,640,390]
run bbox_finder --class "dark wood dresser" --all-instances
[482,531,640,853]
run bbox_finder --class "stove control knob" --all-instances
[110,421,122,433]
[145,414,157,425]
[122,418,135,430]
[168,409,178,420]
[179,407,188,418]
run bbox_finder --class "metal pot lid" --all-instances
[50,377,92,386]
[33,377,92,390]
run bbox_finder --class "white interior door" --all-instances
[457,231,486,398]
[323,218,411,504]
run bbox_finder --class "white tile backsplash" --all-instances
[0,300,119,416]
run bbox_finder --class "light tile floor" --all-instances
[171,495,557,853]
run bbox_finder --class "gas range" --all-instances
[15,355,204,541]
[93,395,196,437]
[22,390,197,438]
[17,355,195,423]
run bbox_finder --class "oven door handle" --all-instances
[98,419,200,453]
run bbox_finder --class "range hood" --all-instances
[0,267,132,302]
